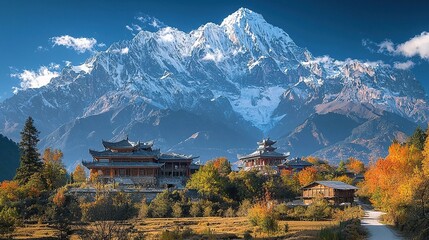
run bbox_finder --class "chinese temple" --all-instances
[83,137,197,187]
[239,138,289,172]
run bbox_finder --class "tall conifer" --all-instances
[14,116,42,184]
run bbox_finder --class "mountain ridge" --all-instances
[0,8,426,167]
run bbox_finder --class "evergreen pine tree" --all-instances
[407,126,427,151]
[14,116,42,184]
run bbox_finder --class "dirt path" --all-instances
[361,210,402,240]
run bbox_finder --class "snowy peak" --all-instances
[221,8,266,27]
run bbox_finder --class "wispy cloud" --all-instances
[35,45,48,52]
[393,60,415,70]
[126,14,166,35]
[364,32,429,60]
[51,35,97,53]
[11,63,60,93]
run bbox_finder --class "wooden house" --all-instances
[301,181,358,205]
[83,137,197,187]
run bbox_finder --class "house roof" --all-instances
[302,181,358,190]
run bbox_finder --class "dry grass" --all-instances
[10,217,338,239]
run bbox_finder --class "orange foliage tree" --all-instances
[297,167,319,186]
[346,157,365,175]
[364,142,423,211]
[73,164,87,183]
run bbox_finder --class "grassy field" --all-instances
[10,217,338,239]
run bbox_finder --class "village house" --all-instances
[301,181,358,205]
[83,137,198,188]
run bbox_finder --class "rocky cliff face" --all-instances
[0,8,426,168]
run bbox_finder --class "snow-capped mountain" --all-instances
[0,8,427,167]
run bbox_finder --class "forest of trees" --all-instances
[360,126,429,239]
[0,134,19,181]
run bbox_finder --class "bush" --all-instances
[333,206,364,222]
[237,199,252,217]
[160,227,194,240]
[287,206,306,220]
[172,202,183,218]
[224,207,235,217]
[0,207,18,236]
[139,200,149,219]
[247,202,278,235]
[319,219,366,240]
[203,205,213,217]
[274,203,288,220]
[305,196,332,220]
[189,202,201,217]
[80,192,137,221]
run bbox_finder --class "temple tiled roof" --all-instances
[239,138,289,161]
[102,139,153,150]
[82,161,164,168]
[89,149,160,158]
[239,150,289,161]
[159,153,197,161]
[257,138,276,146]
[286,158,313,167]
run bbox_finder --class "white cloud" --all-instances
[11,64,60,93]
[396,32,429,59]
[393,60,415,70]
[51,35,97,53]
[371,32,429,60]
[378,40,395,53]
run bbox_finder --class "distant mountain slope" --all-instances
[0,134,19,181]
[0,8,427,166]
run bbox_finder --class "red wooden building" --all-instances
[83,137,197,187]
[239,138,289,172]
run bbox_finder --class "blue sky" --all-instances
[1,0,428,101]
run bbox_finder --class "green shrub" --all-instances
[172,202,183,218]
[0,207,18,236]
[189,202,201,217]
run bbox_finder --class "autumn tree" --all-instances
[42,148,67,191]
[212,157,232,176]
[297,167,318,186]
[72,164,87,183]
[14,117,43,184]
[346,157,365,175]
[186,160,228,199]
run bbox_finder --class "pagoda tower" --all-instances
[239,138,289,172]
